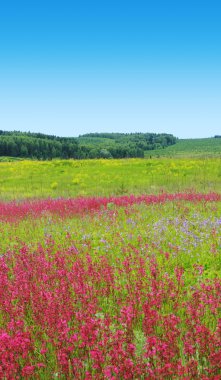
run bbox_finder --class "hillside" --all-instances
[0,131,177,160]
[145,138,221,158]
[0,131,220,160]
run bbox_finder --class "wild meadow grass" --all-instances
[0,158,220,378]
[0,158,221,200]
[0,194,220,378]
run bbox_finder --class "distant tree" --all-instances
[88,148,100,158]
[20,144,28,157]
[100,149,112,159]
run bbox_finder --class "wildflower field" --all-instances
[0,158,221,200]
[0,159,221,379]
[0,191,221,379]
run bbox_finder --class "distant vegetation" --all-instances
[0,130,79,160]
[1,131,220,161]
[146,138,221,158]
[0,130,177,160]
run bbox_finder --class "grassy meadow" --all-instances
[0,151,221,378]
[0,157,221,200]
[0,194,221,378]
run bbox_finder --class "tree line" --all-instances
[0,130,177,159]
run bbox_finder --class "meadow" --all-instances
[0,157,221,200]
[0,194,221,379]
[0,157,221,379]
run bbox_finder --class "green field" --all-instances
[0,157,221,200]
[146,138,221,158]
[1,147,221,378]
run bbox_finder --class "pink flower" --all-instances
[21,365,35,376]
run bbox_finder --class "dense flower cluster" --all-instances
[0,194,220,378]
[0,192,221,222]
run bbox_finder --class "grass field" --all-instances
[0,157,221,200]
[146,138,221,158]
[0,154,221,378]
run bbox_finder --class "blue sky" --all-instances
[0,0,220,138]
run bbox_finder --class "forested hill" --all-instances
[0,130,177,159]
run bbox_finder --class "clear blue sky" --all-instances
[0,0,220,138]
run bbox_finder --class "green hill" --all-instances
[0,130,177,160]
[0,131,220,160]
[145,138,221,158]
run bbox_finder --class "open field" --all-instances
[146,138,221,158]
[0,157,221,200]
[0,194,221,378]
[0,157,221,378]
